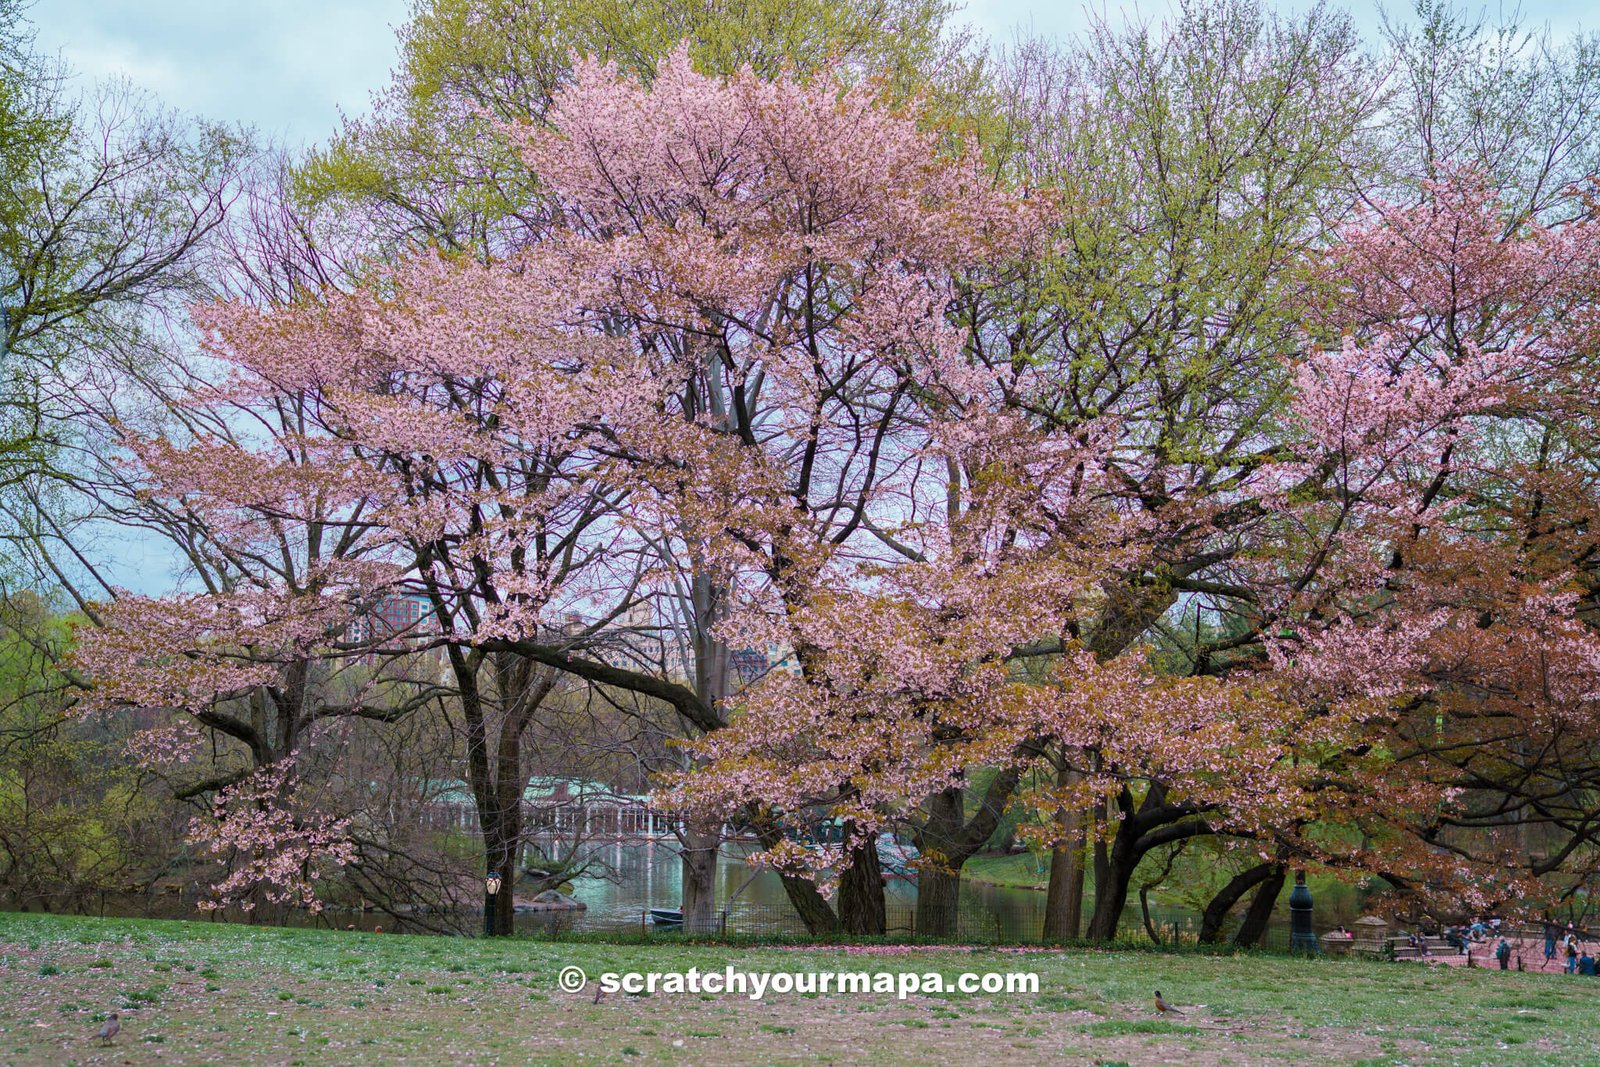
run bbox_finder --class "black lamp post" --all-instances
[1289,869,1318,953]
[484,870,503,938]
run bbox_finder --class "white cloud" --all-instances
[28,0,407,146]
[56,37,187,99]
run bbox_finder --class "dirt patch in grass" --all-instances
[0,913,1591,1066]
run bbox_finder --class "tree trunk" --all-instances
[1083,780,1214,943]
[783,871,841,936]
[838,832,885,936]
[917,865,961,940]
[463,652,557,937]
[1140,884,1161,944]
[679,817,721,934]
[914,787,966,938]
[1042,765,1085,941]
[1198,862,1278,944]
[682,575,730,932]
[1086,800,1137,941]
[913,772,1025,939]
[489,813,519,937]
[751,810,839,936]
[1232,864,1286,948]
[478,785,519,937]
[1043,835,1086,940]
[1086,860,1135,940]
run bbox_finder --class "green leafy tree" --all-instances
[979,0,1381,941]
[1378,0,1600,221]
[295,0,972,256]
[0,2,253,558]
[0,589,181,910]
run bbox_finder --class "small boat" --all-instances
[648,907,684,926]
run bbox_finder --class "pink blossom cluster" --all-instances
[188,759,354,914]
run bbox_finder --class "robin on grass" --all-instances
[1154,991,1185,1016]
[94,1012,120,1046]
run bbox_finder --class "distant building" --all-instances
[348,592,436,647]
[730,648,768,686]
[547,601,797,686]
[730,645,801,687]
[576,600,693,681]
[425,776,673,839]
[765,646,802,678]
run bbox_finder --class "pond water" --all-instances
[522,839,1314,943]
[550,837,925,935]
[49,838,1341,943]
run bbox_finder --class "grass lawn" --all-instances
[0,911,1594,1065]
[963,852,1051,890]
[960,853,1365,923]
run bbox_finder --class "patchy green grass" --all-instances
[0,911,1594,1065]
[963,852,1051,890]
[960,854,1364,922]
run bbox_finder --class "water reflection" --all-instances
[524,838,1228,940]
[550,837,858,934]
[45,838,1313,942]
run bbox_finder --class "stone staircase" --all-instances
[1385,935,1461,960]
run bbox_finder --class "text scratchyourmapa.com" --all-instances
[557,965,1040,1001]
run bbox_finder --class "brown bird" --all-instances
[94,1011,121,1046]
[1154,991,1186,1016]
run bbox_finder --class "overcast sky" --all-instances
[25,1,1597,149]
[26,1,410,147]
